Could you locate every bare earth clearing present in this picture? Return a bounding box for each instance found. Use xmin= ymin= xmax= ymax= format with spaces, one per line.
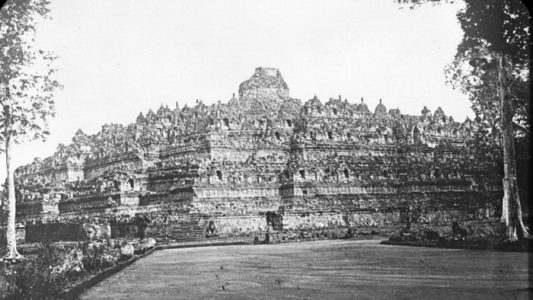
xmin=81 ymin=240 xmax=531 ymax=299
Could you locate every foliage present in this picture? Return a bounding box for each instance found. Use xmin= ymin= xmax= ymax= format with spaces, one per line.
xmin=452 ymin=0 xmax=530 ymax=130
xmin=0 ymin=0 xmax=60 ymax=145
xmin=1 ymin=0 xmax=61 ymax=261
xmin=396 ymin=0 xmax=530 ymax=137
xmin=453 ymin=0 xmax=530 ymax=241
xmin=80 ymin=240 xmax=120 ymax=271
xmin=397 ymin=0 xmax=531 ymax=241
xmin=458 ymin=0 xmax=529 ymax=59
xmin=0 ymin=241 xmax=122 ymax=299
xmin=396 ymin=0 xmax=455 ymax=9
xmin=4 ymin=244 xmax=72 ymax=299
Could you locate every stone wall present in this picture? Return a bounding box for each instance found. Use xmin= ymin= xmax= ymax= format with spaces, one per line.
xmin=25 ymin=223 xmax=86 ymax=242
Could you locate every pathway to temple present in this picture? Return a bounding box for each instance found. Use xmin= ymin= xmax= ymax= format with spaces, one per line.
xmin=81 ymin=240 xmax=531 ymax=299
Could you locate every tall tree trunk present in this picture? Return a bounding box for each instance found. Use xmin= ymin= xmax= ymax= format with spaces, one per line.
xmin=498 ymin=53 xmax=531 ymax=241
xmin=3 ymin=133 xmax=22 ymax=261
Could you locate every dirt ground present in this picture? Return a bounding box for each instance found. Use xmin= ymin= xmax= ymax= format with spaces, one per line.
xmin=81 ymin=240 xmax=531 ymax=299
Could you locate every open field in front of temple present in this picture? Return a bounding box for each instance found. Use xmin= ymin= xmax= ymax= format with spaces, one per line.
xmin=81 ymin=239 xmax=531 ymax=299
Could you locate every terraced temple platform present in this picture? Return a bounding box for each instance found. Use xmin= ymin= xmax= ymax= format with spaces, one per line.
xmin=14 ymin=67 xmax=502 ymax=244
xmin=80 ymin=240 xmax=531 ymax=299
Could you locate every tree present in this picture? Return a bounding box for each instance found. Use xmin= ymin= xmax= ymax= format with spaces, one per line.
xmin=451 ymin=0 xmax=530 ymax=241
xmin=398 ymin=0 xmax=531 ymax=241
xmin=0 ymin=0 xmax=60 ymax=262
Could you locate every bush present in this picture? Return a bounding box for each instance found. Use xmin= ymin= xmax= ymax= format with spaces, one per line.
xmin=7 ymin=244 xmax=73 ymax=299
xmin=80 ymin=240 xmax=120 ymax=272
xmin=1 ymin=240 xmax=122 ymax=299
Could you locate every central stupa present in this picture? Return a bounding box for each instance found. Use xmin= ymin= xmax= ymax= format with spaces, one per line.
xmin=238 ymin=67 xmax=290 ymax=108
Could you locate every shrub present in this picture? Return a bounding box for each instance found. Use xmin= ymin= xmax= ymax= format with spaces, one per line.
xmin=2 ymin=240 xmax=121 ymax=299
xmin=80 ymin=241 xmax=119 ymax=272
xmin=7 ymin=244 xmax=73 ymax=299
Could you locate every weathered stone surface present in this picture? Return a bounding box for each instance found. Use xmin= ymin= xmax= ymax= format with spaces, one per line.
xmin=13 ymin=67 xmax=502 ymax=243
xmin=238 ymin=67 xmax=289 ymax=108
xmin=134 ymin=237 xmax=157 ymax=253
xmin=120 ymin=242 xmax=134 ymax=257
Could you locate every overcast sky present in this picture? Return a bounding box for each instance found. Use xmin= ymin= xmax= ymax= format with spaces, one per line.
xmin=1 ymin=0 xmax=470 ymax=183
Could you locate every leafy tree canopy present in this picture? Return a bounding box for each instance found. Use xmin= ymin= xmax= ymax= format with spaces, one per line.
xmin=0 ymin=0 xmax=60 ymax=146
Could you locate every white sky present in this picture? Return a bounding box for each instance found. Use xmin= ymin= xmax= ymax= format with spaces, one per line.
xmin=1 ymin=0 xmax=472 ymax=183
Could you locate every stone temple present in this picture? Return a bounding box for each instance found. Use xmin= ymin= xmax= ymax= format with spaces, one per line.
xmin=13 ymin=67 xmax=502 ymax=242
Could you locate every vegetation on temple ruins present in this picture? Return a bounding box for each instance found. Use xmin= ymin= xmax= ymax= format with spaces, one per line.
xmin=0 ymin=0 xmax=60 ymax=262
xmin=399 ymin=0 xmax=531 ymax=241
